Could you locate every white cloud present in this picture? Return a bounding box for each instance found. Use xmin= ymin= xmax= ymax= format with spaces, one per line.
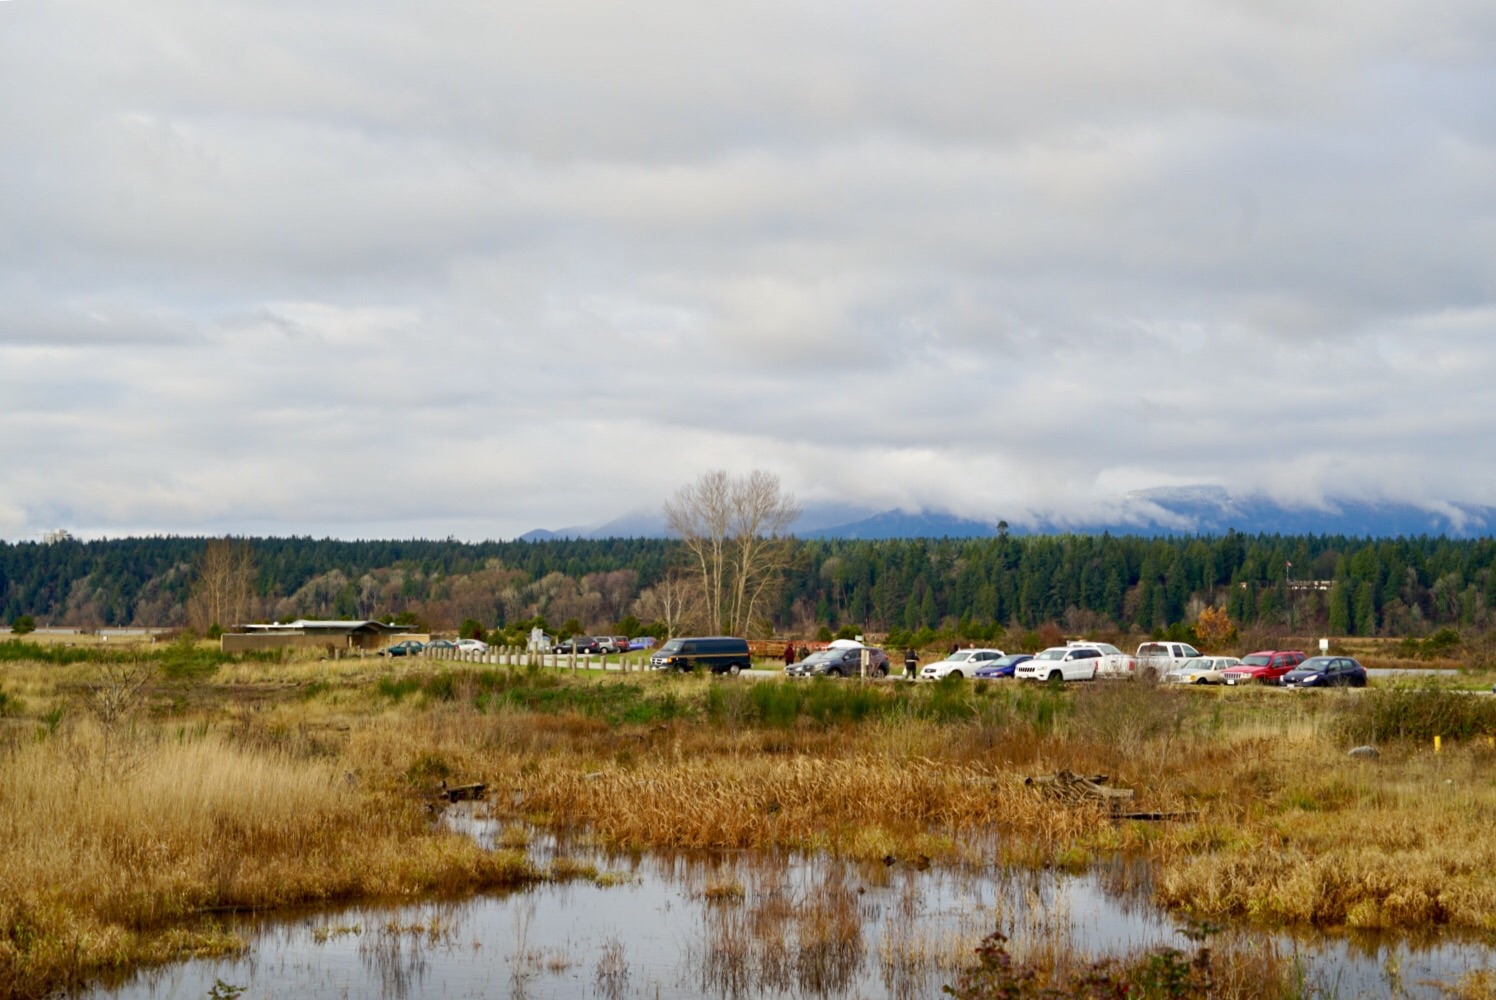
xmin=2 ymin=0 xmax=1495 ymax=539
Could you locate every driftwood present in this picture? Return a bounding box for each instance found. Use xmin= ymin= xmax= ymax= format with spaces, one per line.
xmin=437 ymin=780 xmax=488 ymax=802
xmin=1024 ymin=770 xmax=1197 ymax=822
xmin=1024 ymin=770 xmax=1135 ymax=805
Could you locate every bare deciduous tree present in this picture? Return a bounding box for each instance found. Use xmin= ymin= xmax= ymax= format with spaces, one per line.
xmin=186 ymin=539 xmax=257 ymax=633
xmin=632 ymin=571 xmax=703 ymax=638
xmin=664 ymin=470 xmax=800 ymax=635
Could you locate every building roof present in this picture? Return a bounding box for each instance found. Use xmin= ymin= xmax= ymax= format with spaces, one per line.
xmin=238 ymin=619 xmax=415 ymax=634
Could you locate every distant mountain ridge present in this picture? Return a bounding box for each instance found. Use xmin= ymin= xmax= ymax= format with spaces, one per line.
xmin=520 ymin=487 xmax=1495 ymax=541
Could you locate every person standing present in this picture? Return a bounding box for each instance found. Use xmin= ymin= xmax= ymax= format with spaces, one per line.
xmin=904 ymin=647 xmax=919 ymax=680
xmin=783 ymin=641 xmax=797 ymax=667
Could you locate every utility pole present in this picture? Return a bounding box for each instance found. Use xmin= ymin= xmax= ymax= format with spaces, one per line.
xmin=1286 ymin=560 xmax=1294 ymax=630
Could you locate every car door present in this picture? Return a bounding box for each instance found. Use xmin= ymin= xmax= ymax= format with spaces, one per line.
xmin=1066 ymin=648 xmax=1099 ymax=680
xmin=1328 ymin=659 xmax=1352 ymax=686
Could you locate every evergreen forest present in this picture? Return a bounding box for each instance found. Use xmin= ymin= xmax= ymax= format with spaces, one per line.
xmin=3 ymin=532 xmax=1495 ymax=640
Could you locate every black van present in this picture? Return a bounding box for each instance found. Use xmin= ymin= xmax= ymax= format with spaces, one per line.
xmin=649 ymin=636 xmax=752 ymax=675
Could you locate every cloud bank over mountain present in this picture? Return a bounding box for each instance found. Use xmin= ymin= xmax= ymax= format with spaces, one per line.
xmin=3 ymin=2 xmax=1495 ymax=540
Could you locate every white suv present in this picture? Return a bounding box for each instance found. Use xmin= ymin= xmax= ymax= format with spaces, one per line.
xmin=1015 ymin=646 xmax=1104 ymax=682
xmin=1064 ymin=641 xmax=1132 ymax=678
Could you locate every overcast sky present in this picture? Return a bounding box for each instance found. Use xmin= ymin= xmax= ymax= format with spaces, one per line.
xmin=3 ymin=1 xmax=1494 ymax=541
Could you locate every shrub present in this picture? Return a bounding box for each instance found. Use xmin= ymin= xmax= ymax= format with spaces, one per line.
xmin=158 ymin=636 xmax=226 ymax=681
xmin=1340 ymin=685 xmax=1496 ymax=744
xmin=1069 ymin=683 xmax=1195 ymax=762
xmin=9 ymin=614 xmax=35 ymax=636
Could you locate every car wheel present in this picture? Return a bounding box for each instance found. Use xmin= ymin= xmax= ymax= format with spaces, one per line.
xmin=1047 ymin=670 xmax=1062 ymax=683
xmin=827 ymin=668 xmax=842 ymax=677
xmin=1195 ymin=678 xmax=1208 ymax=685
xmin=950 ymin=670 xmax=963 ymax=679
xmin=728 ymin=663 xmax=742 ymax=676
xmin=878 ymin=665 xmax=888 ymax=677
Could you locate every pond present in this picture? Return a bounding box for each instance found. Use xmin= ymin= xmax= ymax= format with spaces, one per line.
xmin=89 ymin=808 xmax=1495 ymax=999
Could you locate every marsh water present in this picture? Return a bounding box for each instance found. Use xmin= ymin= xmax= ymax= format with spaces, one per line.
xmin=89 ymin=807 xmax=1494 ymax=1000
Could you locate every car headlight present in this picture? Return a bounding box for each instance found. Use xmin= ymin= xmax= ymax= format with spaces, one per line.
xmin=1301 ymin=675 xmax=1318 ymax=685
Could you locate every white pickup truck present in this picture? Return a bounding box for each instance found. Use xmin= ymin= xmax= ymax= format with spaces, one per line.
xmin=1133 ymin=640 xmax=1203 ymax=679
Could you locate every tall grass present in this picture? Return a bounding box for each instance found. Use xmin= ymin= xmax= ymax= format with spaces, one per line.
xmin=4 ymin=653 xmax=1496 ymax=997
xmin=0 ymin=724 xmax=542 ymax=999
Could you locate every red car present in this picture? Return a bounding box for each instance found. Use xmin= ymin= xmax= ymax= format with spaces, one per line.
xmin=1221 ymin=650 xmax=1307 ymax=686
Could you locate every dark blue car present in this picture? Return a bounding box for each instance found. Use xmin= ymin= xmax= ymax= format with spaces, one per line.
xmin=1280 ymin=656 xmax=1367 ymax=688
xmin=973 ymin=653 xmax=1034 ymax=679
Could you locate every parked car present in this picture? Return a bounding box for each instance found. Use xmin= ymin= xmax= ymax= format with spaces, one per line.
xmin=650 ymin=636 xmax=753 ymax=675
xmin=627 ymin=637 xmax=657 ymax=651
xmin=553 ymin=635 xmax=602 ymax=655
xmin=1280 ymin=656 xmax=1367 ymax=688
xmin=1132 ymin=641 xmax=1203 ymax=679
xmin=1221 ymin=650 xmax=1307 ymax=686
xmin=1067 ymin=641 xmax=1132 ymax=678
xmin=425 ymin=639 xmax=458 ymax=653
xmin=1163 ymin=656 xmax=1240 ymax=685
xmin=597 ymin=636 xmax=632 ymax=654
xmin=380 ymin=639 xmax=425 ymax=657
xmin=972 ymin=653 xmax=1034 ymax=679
xmin=786 ymin=644 xmax=890 ymax=678
xmin=919 ymin=648 xmax=1007 ymax=680
xmin=1015 ymin=646 xmax=1103 ymax=682
xmin=455 ymin=638 xmax=489 ymax=655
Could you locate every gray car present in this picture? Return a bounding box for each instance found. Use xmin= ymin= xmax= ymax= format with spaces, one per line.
xmin=785 ymin=646 xmax=890 ymax=678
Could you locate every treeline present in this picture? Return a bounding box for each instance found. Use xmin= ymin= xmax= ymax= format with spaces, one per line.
xmin=2 ymin=532 xmax=1494 ymax=638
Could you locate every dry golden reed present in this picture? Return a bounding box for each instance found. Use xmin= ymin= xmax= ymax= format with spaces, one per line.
xmin=5 ymin=655 xmax=1496 ymax=999
xmin=0 ymin=721 xmax=540 ymax=1000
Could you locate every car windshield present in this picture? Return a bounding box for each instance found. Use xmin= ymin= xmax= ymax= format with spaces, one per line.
xmin=800 ymin=650 xmax=838 ymax=665
xmin=1239 ymin=654 xmax=1271 ymax=667
xmin=1035 ymin=649 xmax=1065 ymax=661
xmin=1296 ymin=657 xmax=1333 ymax=670
xmin=1181 ymin=658 xmax=1211 ymax=669
xmin=659 ymin=639 xmax=684 ymax=653
xmin=944 ymin=651 xmax=977 ymax=662
xmin=995 ymin=655 xmax=1025 ymax=666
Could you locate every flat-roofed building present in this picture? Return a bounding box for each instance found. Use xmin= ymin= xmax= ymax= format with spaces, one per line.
xmin=222 ymin=619 xmax=418 ymax=653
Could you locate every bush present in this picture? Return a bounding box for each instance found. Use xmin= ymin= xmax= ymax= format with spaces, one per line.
xmin=10 ymin=614 xmax=36 ymax=636
xmin=1397 ymin=627 xmax=1462 ymax=661
xmin=158 ymin=636 xmax=227 ymax=681
xmin=1341 ymin=684 xmax=1496 ymax=744
xmin=1069 ymin=683 xmax=1195 ymax=761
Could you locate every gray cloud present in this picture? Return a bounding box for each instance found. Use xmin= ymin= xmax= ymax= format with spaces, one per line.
xmin=2 ymin=0 xmax=1495 ymax=540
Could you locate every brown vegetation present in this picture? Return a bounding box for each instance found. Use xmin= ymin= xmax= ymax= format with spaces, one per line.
xmin=2 ymin=651 xmax=1495 ymax=998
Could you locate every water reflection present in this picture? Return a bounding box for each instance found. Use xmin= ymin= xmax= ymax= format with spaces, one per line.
xmin=89 ymin=810 xmax=1494 ymax=999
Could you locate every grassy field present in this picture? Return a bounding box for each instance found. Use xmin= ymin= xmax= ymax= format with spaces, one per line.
xmin=2 ymin=641 xmax=1495 ymax=998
